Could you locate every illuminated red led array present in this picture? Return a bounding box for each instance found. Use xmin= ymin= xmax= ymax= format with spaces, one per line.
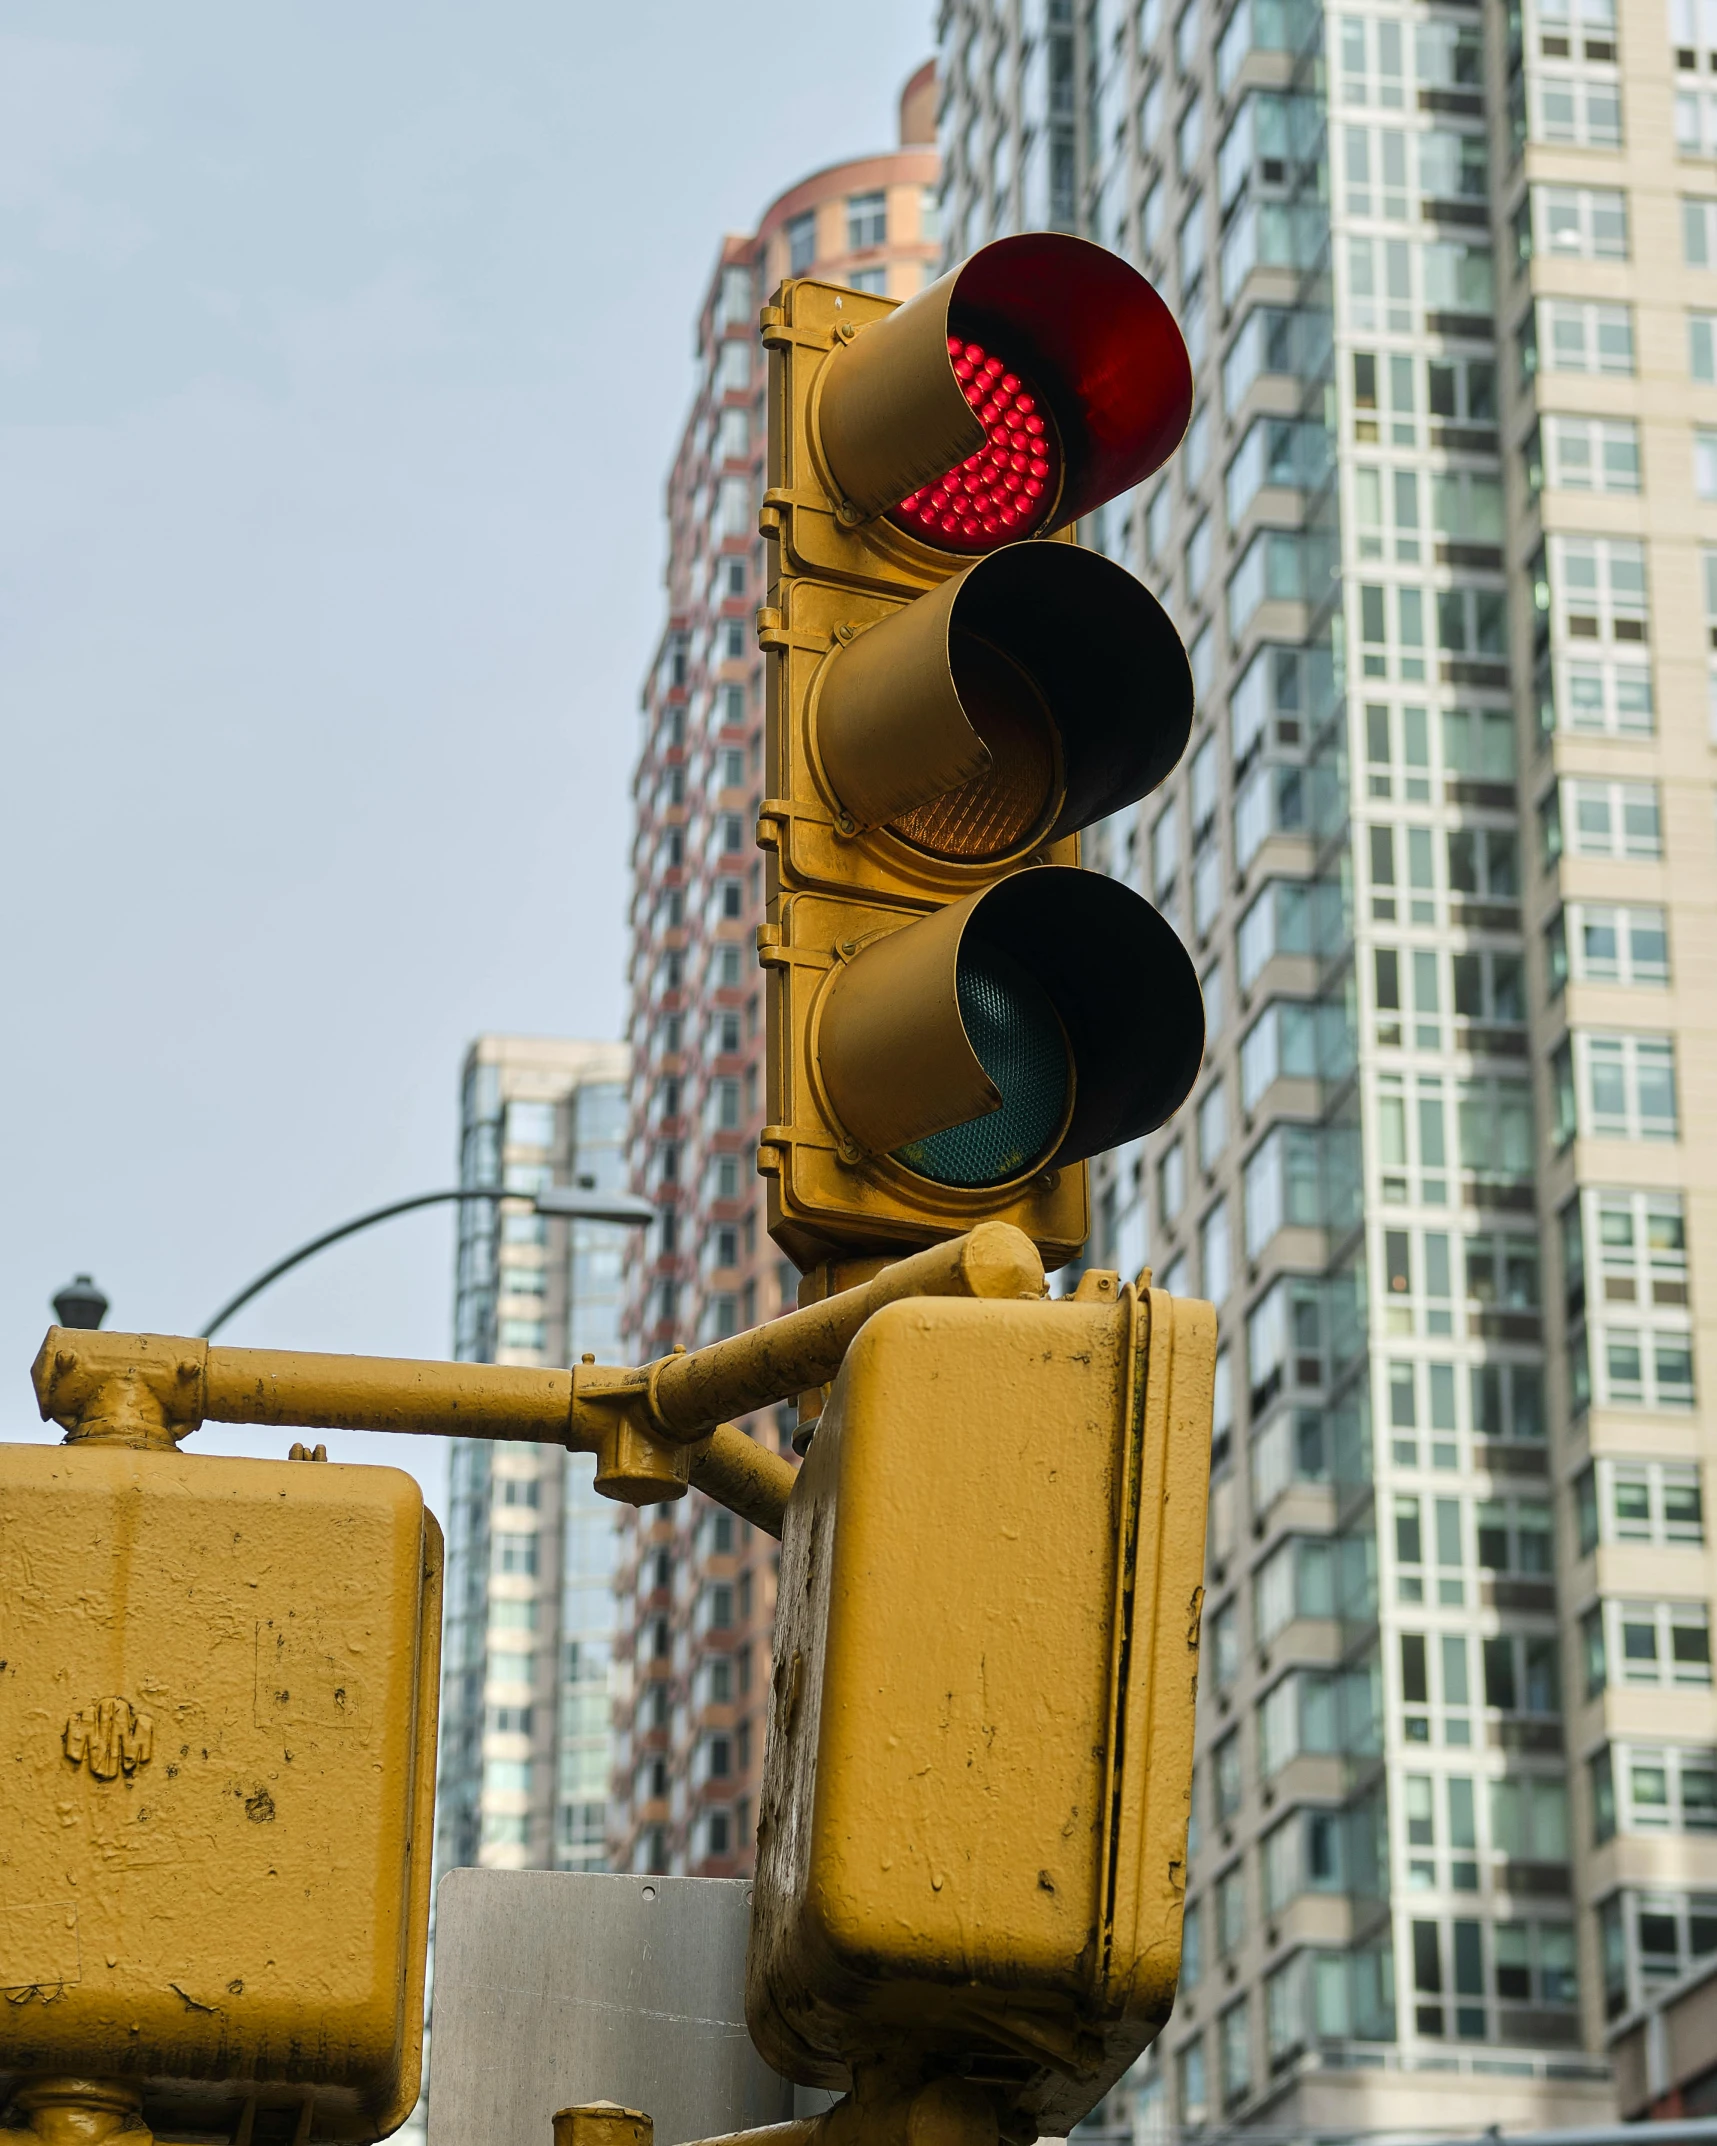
xmin=890 ymin=336 xmax=1058 ymax=552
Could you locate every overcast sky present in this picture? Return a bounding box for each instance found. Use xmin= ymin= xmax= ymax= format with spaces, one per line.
xmin=0 ymin=4 xmax=934 ymax=1512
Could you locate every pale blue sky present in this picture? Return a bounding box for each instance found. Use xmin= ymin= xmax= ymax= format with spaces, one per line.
xmin=0 ymin=4 xmax=933 ymax=1510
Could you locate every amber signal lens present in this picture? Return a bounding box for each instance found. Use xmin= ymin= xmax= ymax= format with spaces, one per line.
xmin=889 ymin=633 xmax=1058 ymax=862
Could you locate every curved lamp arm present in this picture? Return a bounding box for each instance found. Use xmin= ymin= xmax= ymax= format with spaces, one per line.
xmin=200 ymin=1185 xmax=654 ymax=1341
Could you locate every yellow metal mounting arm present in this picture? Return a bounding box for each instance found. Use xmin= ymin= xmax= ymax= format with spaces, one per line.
xmin=29 ymin=1222 xmax=1045 ymax=1536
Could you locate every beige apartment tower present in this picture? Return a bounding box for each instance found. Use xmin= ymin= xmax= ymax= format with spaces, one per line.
xmin=930 ymin=0 xmax=1717 ymax=2135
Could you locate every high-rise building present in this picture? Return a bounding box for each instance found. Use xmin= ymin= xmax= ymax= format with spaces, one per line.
xmin=937 ymin=0 xmax=1714 ymax=2136
xmin=612 ymin=67 xmax=941 ymax=1877
xmin=435 ymin=1035 xmax=630 ymax=1881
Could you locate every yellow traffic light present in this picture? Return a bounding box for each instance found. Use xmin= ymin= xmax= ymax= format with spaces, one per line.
xmin=0 ymin=1438 xmax=440 ymax=2142
xmin=747 ymin=1275 xmax=1216 ymax=2133
xmin=759 ymin=234 xmax=1203 ymax=1270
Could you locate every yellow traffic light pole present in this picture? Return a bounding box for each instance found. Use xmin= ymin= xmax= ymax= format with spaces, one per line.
xmin=31 ymin=1220 xmax=1044 ymax=1534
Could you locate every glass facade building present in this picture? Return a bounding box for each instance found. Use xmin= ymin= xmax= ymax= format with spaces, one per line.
xmin=938 ymin=0 xmax=1715 ymax=2135
xmin=435 ymin=1034 xmax=631 ymax=1880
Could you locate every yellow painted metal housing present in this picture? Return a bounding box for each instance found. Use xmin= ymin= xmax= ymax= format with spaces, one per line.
xmin=747 ymin=1283 xmax=1215 ymax=2135
xmin=758 ymin=270 xmax=1198 ymax=1270
xmin=758 ymin=273 xmax=1088 ymax=1268
xmin=0 ymin=1442 xmax=441 ymax=2141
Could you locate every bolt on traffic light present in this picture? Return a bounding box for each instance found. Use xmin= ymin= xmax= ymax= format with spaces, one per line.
xmin=758 ymin=233 xmax=1204 ymax=1269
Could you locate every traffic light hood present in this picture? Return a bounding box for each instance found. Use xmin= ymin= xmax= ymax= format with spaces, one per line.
xmin=818 ymin=866 xmax=1203 ymax=1188
xmin=815 ymin=541 xmax=1194 ymax=858
xmin=817 ymin=232 xmax=1193 ymax=549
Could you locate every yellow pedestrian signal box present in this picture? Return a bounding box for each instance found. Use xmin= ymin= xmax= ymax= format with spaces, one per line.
xmin=747 ymin=1280 xmax=1216 ymax=2133
xmin=0 ymin=1440 xmax=441 ymax=2143
xmin=758 ymin=235 xmax=1203 ymax=1269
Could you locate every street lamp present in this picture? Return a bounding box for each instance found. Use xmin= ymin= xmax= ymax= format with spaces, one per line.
xmin=199 ymin=1183 xmax=654 ymax=1340
xmin=51 ymin=1274 xmax=110 ymax=1331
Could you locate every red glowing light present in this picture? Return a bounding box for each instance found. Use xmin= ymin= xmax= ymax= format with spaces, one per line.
xmin=889 ymin=335 xmax=1060 ymax=553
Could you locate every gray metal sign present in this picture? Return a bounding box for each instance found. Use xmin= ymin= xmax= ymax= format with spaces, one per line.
xmin=426 ymin=1869 xmax=795 ymax=2146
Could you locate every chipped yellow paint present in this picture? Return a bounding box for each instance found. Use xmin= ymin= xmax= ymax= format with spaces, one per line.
xmin=747 ymin=1281 xmax=1214 ymax=2139
xmin=0 ymin=1441 xmax=440 ymax=2142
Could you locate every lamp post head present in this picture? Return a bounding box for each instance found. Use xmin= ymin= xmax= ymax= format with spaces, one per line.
xmin=52 ymin=1274 xmax=109 ymax=1331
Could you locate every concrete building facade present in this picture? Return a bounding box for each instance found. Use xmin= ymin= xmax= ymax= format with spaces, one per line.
xmin=934 ymin=0 xmax=1717 ymax=2135
xmin=611 ymin=67 xmax=940 ymax=1877
xmin=434 ymin=1034 xmax=630 ymax=1881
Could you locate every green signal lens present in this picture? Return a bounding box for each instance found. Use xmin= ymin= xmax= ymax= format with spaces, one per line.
xmin=895 ymin=941 xmax=1070 ymax=1188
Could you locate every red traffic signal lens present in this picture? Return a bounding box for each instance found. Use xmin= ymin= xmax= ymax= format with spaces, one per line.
xmin=889 ymin=334 xmax=1060 ymax=554
xmin=817 ymin=236 xmax=1191 ymax=549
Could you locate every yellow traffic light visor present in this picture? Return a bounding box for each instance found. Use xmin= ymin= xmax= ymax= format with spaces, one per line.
xmin=814 ymin=541 xmax=1193 ymax=864
xmin=817 ymin=232 xmax=1192 ymax=552
xmin=818 ymin=866 xmax=1203 ymax=1190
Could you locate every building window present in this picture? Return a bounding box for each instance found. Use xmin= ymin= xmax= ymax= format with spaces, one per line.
xmin=1242 ymin=1124 xmax=1323 ymax=1258
xmin=715 ymin=339 xmax=750 ymax=395
xmin=846 ymin=190 xmax=887 ymax=250
xmin=1254 ymin=1535 xmax=1336 ymax=1643
xmin=1563 ymin=904 xmax=1669 ymax=986
xmin=1201 ymin=1198 xmax=1232 ymax=1305
xmin=1573 ymin=1032 xmax=1678 ymax=1142
xmin=1197 ymin=1079 xmax=1228 ymax=1170
xmin=1240 ymin=1000 xmax=1318 ymax=1111
xmin=1688 ymin=196 xmax=1717 ymax=266
xmin=1577 ymin=1187 xmax=1690 ymax=1315
xmin=1158 ymin=1138 xmax=1186 ymax=1224
xmin=1534 ymin=184 xmax=1628 ymax=260
xmin=1545 ymin=533 xmax=1649 ymax=661
xmin=1192 ymin=845 xmax=1223 ymax=938
xmin=506 ymin=1099 xmax=557 ymax=1149
xmin=1539 ymin=414 xmax=1640 ymax=493
xmin=1578 ymin=1459 xmax=1704 ymax=1552
xmin=1245 ymin=1274 xmax=1326 ymax=1412
xmin=1177 ymin=2038 xmax=1208 ymax=2128
xmin=1536 ymin=72 xmax=1622 ymax=148
xmin=1586 ymin=1599 xmax=1712 ymax=1691
xmin=1181 ymin=1896 xmax=1204 ymax=1989
xmin=1219 ymin=1999 xmax=1252 ymax=2106
xmin=1186 ymin=514 xmax=1213 ymax=601
xmin=1539 ymin=298 xmax=1634 ymax=374
xmin=1215 ymin=1862 xmax=1246 ymax=1956
xmin=786 ymin=211 xmax=816 ymax=276
xmin=1560 ymin=778 xmax=1661 ymax=858
xmin=1178 ymin=192 xmax=1208 ymax=294
xmin=1214 ymin=1729 xmax=1242 ymax=1821
xmin=1601 ymin=1890 xmax=1717 ymax=2018
xmin=1592 ymin=1745 xmax=1717 ymax=1839
xmin=494 ymin=1532 xmax=539 ymax=1576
